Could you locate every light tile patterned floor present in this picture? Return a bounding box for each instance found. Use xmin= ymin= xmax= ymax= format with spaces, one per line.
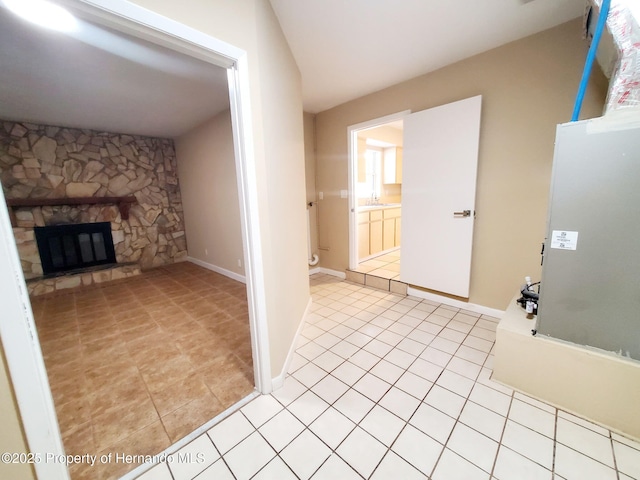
xmin=30 ymin=262 xmax=254 ymax=480
xmin=355 ymin=249 xmax=401 ymax=280
xmin=138 ymin=273 xmax=640 ymax=480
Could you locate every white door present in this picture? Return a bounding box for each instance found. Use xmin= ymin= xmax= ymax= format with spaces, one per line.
xmin=400 ymin=95 xmax=482 ymax=298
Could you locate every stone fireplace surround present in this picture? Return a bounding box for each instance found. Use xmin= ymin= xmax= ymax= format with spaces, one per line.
xmin=0 ymin=120 xmax=188 ymax=295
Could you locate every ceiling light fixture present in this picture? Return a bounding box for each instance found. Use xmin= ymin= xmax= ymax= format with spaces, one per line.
xmin=2 ymin=0 xmax=78 ymax=32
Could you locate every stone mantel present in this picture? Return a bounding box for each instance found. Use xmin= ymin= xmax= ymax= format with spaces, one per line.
xmin=6 ymin=196 xmax=137 ymax=227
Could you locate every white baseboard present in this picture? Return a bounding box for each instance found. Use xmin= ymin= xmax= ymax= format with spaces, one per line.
xmin=312 ymin=267 xmax=346 ymax=279
xmin=407 ymin=287 xmax=505 ymax=319
xmin=271 ymin=297 xmax=312 ymax=390
xmin=187 ymin=257 xmax=246 ymax=284
xmin=306 ymin=266 xmax=502 ymax=318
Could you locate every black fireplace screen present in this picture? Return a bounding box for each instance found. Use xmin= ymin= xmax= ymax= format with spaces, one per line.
xmin=34 ymin=222 xmax=116 ymax=275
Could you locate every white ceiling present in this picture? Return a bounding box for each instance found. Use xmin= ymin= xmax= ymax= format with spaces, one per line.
xmin=0 ymin=5 xmax=230 ymax=139
xmin=0 ymin=1 xmax=588 ymax=138
xmin=269 ymin=0 xmax=588 ymax=113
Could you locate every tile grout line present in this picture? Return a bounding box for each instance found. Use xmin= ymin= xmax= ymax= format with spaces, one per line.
xmin=552 ymin=403 xmax=558 ymax=478
xmin=488 ymin=386 xmax=516 ymax=479
xmin=281 ymin=287 xmax=440 ymax=477
xmin=41 ymin=264 xmax=253 ymax=479
xmin=298 ymin=276 xmax=636 ymax=480
xmin=297 ymin=288 xmax=498 ymax=478
xmin=424 ymin=313 xmax=496 ymax=479
xmin=206 ymin=431 xmax=238 ymax=480
xmin=610 ymin=429 xmax=621 ymax=480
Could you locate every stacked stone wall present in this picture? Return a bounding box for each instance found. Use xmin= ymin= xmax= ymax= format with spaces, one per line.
xmin=0 ymin=121 xmax=187 ymax=287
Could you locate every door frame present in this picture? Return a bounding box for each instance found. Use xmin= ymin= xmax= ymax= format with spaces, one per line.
xmin=347 ymin=111 xmax=410 ymax=270
xmin=0 ymin=1 xmax=270 ymax=479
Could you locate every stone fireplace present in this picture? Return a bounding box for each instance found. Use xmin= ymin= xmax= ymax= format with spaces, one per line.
xmin=0 ymin=121 xmax=188 ymax=295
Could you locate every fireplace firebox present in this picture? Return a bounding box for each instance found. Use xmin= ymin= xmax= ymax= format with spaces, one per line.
xmin=34 ymin=222 xmax=117 ymax=275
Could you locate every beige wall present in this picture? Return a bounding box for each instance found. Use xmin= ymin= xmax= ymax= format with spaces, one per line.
xmin=175 ymin=109 xmax=245 ymax=276
xmin=0 ymin=346 xmax=35 ymax=480
xmin=0 ymin=0 xmax=309 ymax=461
xmin=304 ymin=112 xmax=319 ymax=269
xmin=315 ymin=19 xmax=608 ymax=310
xmin=253 ymin=0 xmax=310 ymax=373
xmin=130 ymin=0 xmax=310 ymax=376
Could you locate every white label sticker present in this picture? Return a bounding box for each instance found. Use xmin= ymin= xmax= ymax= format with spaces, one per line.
xmin=550 ymin=230 xmax=579 ymax=250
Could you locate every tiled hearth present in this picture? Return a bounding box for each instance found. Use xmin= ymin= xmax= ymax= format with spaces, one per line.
xmin=26 ymin=263 xmax=142 ymax=296
xmin=31 ymin=262 xmax=254 ymax=480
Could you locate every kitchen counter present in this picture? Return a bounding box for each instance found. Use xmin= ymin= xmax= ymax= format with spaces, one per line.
xmin=358 ymin=203 xmax=401 ymax=211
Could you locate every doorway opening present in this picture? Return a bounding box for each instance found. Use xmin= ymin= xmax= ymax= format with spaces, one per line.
xmin=347 ymin=97 xmax=481 ymax=298
xmin=347 ymin=111 xmax=409 ymax=286
xmin=0 ymin=2 xmax=269 ymax=480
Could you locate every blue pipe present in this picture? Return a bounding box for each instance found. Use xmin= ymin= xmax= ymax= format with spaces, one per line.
xmin=572 ymin=0 xmax=611 ymax=121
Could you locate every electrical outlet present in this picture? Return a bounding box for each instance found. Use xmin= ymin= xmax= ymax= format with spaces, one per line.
xmin=204 ymin=248 xmax=208 ymax=256
xmin=237 ymin=259 xmax=242 ymax=268
xmin=319 ymin=192 xmax=324 ymax=200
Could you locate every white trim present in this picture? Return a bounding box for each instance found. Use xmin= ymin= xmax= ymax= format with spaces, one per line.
xmin=347 ymin=110 xmax=411 ymax=271
xmin=271 ymin=297 xmax=312 ymax=390
xmin=317 ymin=268 xmax=347 ymax=279
xmin=120 ymin=390 xmax=260 ymax=480
xmin=407 ymin=286 xmax=505 ymax=318
xmin=0 ymin=185 xmax=67 ymax=479
xmin=227 ymin=57 xmax=272 ymax=393
xmin=0 ymin=1 xmax=272 ymax=478
xmin=59 ymin=0 xmax=242 ymax=67
xmin=187 ymin=257 xmax=246 ymax=284
xmin=308 ymin=267 xmax=322 ymax=276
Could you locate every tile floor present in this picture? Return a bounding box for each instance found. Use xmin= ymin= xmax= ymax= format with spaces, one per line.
xmin=137 ymin=273 xmax=640 ymax=480
xmin=355 ymin=249 xmax=401 ymax=280
xmin=30 ymin=262 xmax=254 ymax=480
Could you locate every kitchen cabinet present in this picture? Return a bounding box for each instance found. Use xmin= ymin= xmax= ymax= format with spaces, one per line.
xmin=358 ymin=206 xmax=401 ymax=259
xmin=383 ymin=147 xmax=403 ymax=184
xmin=383 ymin=208 xmax=401 ymax=250
xmin=357 ymin=212 xmax=370 ymax=258
xmin=383 ymin=218 xmax=395 ymax=251
xmin=369 ymin=209 xmax=383 ymax=255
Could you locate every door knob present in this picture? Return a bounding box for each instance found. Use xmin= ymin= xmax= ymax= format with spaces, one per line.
xmin=453 ymin=210 xmax=471 ymax=217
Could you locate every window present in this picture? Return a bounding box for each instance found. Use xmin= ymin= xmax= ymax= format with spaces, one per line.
xmin=357 ymin=148 xmax=382 ymax=201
